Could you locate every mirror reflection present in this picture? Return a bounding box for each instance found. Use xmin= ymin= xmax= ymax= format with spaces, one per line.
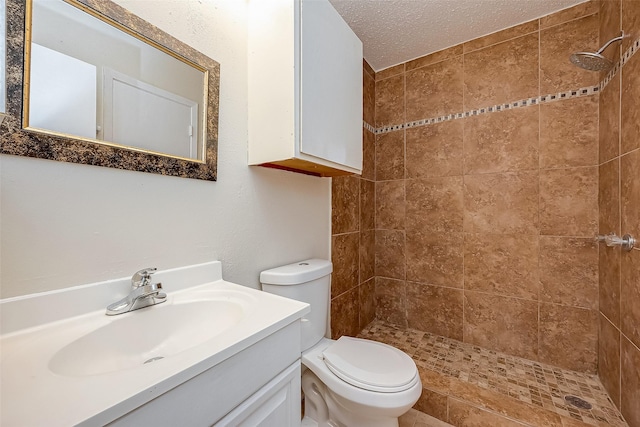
xmin=27 ymin=0 xmax=207 ymax=161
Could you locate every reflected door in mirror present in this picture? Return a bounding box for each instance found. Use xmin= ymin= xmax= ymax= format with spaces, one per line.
xmin=26 ymin=0 xmax=207 ymax=161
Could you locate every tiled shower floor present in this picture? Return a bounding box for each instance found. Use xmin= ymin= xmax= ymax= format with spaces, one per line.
xmin=358 ymin=321 xmax=628 ymax=427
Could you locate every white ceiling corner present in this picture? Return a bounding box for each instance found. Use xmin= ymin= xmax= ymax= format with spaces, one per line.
xmin=328 ymin=0 xmax=589 ymax=71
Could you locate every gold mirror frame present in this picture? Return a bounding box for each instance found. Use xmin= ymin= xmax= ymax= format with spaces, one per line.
xmin=2 ymin=0 xmax=220 ymax=181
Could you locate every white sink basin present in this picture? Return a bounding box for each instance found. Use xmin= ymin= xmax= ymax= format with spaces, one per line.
xmin=0 ymin=261 xmax=309 ymax=427
xmin=49 ymin=295 xmax=250 ymax=376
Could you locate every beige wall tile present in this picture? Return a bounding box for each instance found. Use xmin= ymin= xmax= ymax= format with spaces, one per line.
xmin=358 ymin=278 xmax=376 ymax=330
xmin=362 ymin=129 xmax=376 ymax=181
xmin=406 ymin=231 xmax=464 ymax=288
xmin=331 ymin=175 xmax=359 ymax=234
xmin=539 ymin=303 xmax=598 ymax=372
xmin=464 ymin=34 xmax=539 ymax=110
xmin=463 ymin=171 xmax=539 ymax=234
xmin=463 ymin=20 xmax=539 ymax=53
xmin=620 ymin=150 xmax=640 ymax=347
xmin=376 ymin=63 xmax=404 ymax=81
xmin=360 ymin=229 xmax=375 ymax=282
xmin=464 ymin=233 xmax=539 ymax=300
xmin=376 ymin=130 xmax=405 ymax=181
xmin=406 ymin=120 xmax=463 ymax=178
xmin=407 ymin=282 xmax=464 ymax=340
xmin=330 ymin=286 xmax=359 ymax=339
xmin=406 ymin=56 xmax=463 ymax=121
xmin=376 ymin=180 xmax=405 ymax=230
xmin=622 ymin=0 xmax=640 ymax=52
xmin=406 ymin=44 xmax=463 ymax=71
xmin=540 ymin=14 xmax=600 ymax=94
xmin=621 ymin=335 xmax=640 ymax=427
xmin=600 ymin=0 xmax=622 ymax=68
xmin=540 ymin=1 xmax=599 ymax=28
xmin=539 ymin=236 xmax=598 ymax=309
xmin=375 ymin=277 xmax=407 ymax=327
xmin=599 ymin=245 xmax=621 ymax=327
xmin=464 ymin=107 xmax=539 ymax=174
xmin=417 ymin=366 xmax=452 ymax=394
xmin=448 ymin=399 xmax=530 ymax=427
xmin=464 ymin=291 xmax=538 ymax=359
xmin=539 ymin=167 xmax=598 ymax=236
xmin=363 ymin=69 xmax=375 ymax=126
xmin=413 ymin=388 xmax=448 ymax=421
xmin=406 ymin=177 xmax=464 ymax=233
xmin=331 ymin=232 xmax=359 ymax=298
xmin=620 ymin=248 xmax=640 ymax=348
xmin=375 ymin=229 xmax=406 ymax=279
xmin=600 ymin=74 xmax=621 ymax=163
xmin=599 ymin=313 xmax=621 ymax=408
xmin=360 ymin=178 xmax=375 ymax=231
xmin=599 ymin=159 xmax=621 ymax=235
xmin=375 ymin=74 xmax=404 ymax=127
xmin=540 ymin=96 xmax=599 ymax=168
xmin=621 ymin=53 xmax=640 ymax=154
xmin=621 ymin=149 xmax=640 ymax=238
xmin=447 ymin=379 xmax=564 ymax=426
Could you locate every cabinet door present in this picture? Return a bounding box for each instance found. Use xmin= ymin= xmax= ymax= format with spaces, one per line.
xmin=299 ymin=0 xmax=363 ymax=171
xmin=215 ymin=362 xmax=301 ymax=427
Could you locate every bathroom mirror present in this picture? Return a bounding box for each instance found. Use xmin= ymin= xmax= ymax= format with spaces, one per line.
xmin=2 ymin=0 xmax=220 ymax=180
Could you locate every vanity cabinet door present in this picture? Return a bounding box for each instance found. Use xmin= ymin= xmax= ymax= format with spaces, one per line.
xmin=215 ymin=362 xmax=301 ymax=427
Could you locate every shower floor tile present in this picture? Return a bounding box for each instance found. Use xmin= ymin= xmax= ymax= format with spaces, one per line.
xmin=358 ymin=320 xmax=628 ymax=427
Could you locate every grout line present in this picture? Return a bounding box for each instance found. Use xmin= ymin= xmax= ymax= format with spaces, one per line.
xmin=537 ymin=26 xmax=542 ymax=361
xmin=461 ymin=50 xmax=466 ymax=344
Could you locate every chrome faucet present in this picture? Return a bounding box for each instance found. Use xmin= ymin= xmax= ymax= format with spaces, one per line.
xmin=106 ymin=268 xmax=167 ymax=315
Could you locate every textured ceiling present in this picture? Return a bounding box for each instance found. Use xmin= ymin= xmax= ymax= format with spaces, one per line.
xmin=328 ymin=0 xmax=588 ymax=71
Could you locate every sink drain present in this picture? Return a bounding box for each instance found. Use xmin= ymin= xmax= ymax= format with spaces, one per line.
xmin=143 ymin=356 xmax=165 ymax=364
xmin=564 ymin=395 xmax=592 ymax=410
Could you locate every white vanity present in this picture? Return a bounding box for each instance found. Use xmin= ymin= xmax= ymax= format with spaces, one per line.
xmin=0 ymin=262 xmax=309 ymax=426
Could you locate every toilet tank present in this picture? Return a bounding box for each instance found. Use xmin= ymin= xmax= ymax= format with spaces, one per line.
xmin=260 ymin=259 xmax=332 ymax=352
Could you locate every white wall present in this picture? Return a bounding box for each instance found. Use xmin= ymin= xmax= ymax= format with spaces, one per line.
xmin=0 ymin=0 xmax=331 ymax=298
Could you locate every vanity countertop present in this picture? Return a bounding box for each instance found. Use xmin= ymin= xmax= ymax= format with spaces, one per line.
xmin=0 ymin=261 xmax=309 ymax=426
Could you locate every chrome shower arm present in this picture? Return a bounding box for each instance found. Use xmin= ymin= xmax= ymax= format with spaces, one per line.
xmin=596 ymin=32 xmax=624 ymax=55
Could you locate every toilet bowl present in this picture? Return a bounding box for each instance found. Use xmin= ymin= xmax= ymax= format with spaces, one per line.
xmin=260 ymin=259 xmax=421 ymax=427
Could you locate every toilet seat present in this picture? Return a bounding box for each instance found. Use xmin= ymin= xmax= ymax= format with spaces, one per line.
xmin=322 ymin=337 xmax=419 ymax=393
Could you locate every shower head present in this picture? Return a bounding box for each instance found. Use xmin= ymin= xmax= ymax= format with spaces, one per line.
xmin=570 ymin=52 xmax=613 ymax=71
xmin=569 ymin=31 xmax=624 ymax=71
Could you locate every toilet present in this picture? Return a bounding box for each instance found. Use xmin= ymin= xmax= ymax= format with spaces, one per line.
xmin=260 ymin=259 xmax=421 ymax=427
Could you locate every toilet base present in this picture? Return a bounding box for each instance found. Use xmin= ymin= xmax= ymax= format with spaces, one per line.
xmin=302 ymin=370 xmax=403 ymax=427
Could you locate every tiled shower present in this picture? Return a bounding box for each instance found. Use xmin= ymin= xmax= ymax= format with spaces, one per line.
xmin=330 ymin=1 xmax=640 ymax=426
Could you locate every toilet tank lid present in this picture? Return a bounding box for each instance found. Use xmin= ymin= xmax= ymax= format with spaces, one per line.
xmin=260 ymin=259 xmax=332 ymax=285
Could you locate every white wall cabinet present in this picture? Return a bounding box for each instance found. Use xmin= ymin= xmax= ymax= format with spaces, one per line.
xmin=248 ymin=0 xmax=363 ymax=177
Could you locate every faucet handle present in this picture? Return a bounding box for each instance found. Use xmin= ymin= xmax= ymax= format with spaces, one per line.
xmin=131 ymin=267 xmax=157 ymax=288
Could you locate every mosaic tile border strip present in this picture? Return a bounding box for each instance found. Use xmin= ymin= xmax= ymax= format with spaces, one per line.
xmin=373 ymin=85 xmax=599 ymax=135
xmin=359 ymin=321 xmax=628 ymax=427
xmin=365 ymin=36 xmax=640 ymax=136
xmin=363 ymin=121 xmax=375 ymax=133
xmin=601 ymin=37 xmax=640 ymax=90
